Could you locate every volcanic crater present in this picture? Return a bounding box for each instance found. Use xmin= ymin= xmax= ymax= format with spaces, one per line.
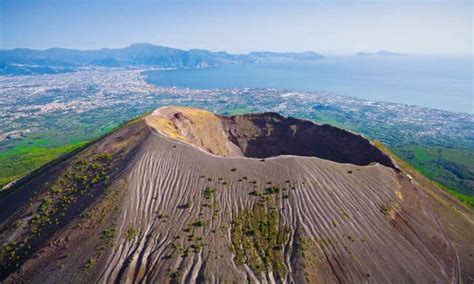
xmin=147 ymin=106 xmax=395 ymax=168
xmin=0 ymin=106 xmax=472 ymax=284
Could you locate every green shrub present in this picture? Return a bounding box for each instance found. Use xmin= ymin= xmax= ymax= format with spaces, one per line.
xmin=193 ymin=220 xmax=204 ymax=227
xmin=126 ymin=225 xmax=138 ymax=241
xmin=203 ymin=187 xmax=216 ymax=200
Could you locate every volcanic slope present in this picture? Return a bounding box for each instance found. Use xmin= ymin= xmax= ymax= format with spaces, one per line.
xmin=0 ymin=106 xmax=472 ymax=283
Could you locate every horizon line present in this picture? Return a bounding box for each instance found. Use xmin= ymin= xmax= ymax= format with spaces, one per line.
xmin=2 ymin=42 xmax=474 ymax=57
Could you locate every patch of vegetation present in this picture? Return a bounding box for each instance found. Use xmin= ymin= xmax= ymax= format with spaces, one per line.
xmin=0 ymin=140 xmax=87 ymax=188
xmin=230 ymin=195 xmax=291 ymax=280
xmin=182 ymin=247 xmax=190 ymax=258
xmin=1 ymin=241 xmax=25 ymax=268
xmin=84 ymin=257 xmax=96 ymax=270
xmin=203 ymin=187 xmax=216 ymax=200
xmin=102 ymin=226 xmax=116 ymax=243
xmin=0 ymin=108 xmax=149 ymax=190
xmin=393 ymin=145 xmax=474 ymax=197
xmin=442 ymin=186 xmax=474 ymax=208
xmin=126 ymin=225 xmax=138 ymax=241
xmin=170 ymin=269 xmax=182 ymax=282
xmin=193 ymin=220 xmax=204 ymax=227
xmin=379 ymin=204 xmax=392 ymax=216
xmin=295 ymin=234 xmax=321 ymax=282
xmin=76 ymin=178 xmax=128 ymax=271
xmin=339 ymin=210 xmax=351 ymax=219
xmin=5 ymin=151 xmax=114 ymax=272
xmin=191 ymin=243 xmax=202 ymax=253
xmin=14 ymin=220 xmax=23 ymax=229
xmin=83 ymin=223 xmax=118 ymax=270
xmin=374 ymin=141 xmax=474 ymax=209
xmin=220 ymin=106 xmax=257 ymax=116
xmin=264 ymin=187 xmax=281 ymax=195
xmin=26 ymin=152 xmax=112 ymax=238
xmin=249 ymin=190 xmax=261 ymax=196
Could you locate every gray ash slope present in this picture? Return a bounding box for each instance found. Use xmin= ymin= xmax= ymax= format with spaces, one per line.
xmin=0 ymin=106 xmax=472 ymax=283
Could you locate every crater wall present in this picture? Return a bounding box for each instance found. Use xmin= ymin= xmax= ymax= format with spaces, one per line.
xmin=220 ymin=112 xmax=396 ymax=168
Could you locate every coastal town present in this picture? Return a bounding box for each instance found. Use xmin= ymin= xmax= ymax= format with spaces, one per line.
xmin=1 ymin=68 xmax=471 ymax=149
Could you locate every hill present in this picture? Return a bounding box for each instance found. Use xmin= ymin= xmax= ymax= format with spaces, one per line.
xmin=0 ymin=106 xmax=472 ymax=283
xmin=356 ymin=50 xmax=407 ymax=56
xmin=0 ymin=43 xmax=324 ymax=75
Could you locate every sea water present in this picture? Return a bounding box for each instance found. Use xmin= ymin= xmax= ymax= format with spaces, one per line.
xmin=144 ymin=55 xmax=473 ymax=114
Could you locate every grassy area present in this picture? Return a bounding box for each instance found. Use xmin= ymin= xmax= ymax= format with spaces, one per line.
xmin=374 ymin=141 xmax=474 ymax=209
xmin=0 ymin=109 xmax=149 ymax=189
xmin=392 ymin=145 xmax=473 ymax=196
xmin=306 ymin=112 xmax=359 ymax=132
xmin=0 ymin=139 xmax=87 ymax=188
xmin=220 ymin=106 xmax=257 ymax=115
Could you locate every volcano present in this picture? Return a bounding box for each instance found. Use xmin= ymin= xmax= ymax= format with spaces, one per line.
xmin=0 ymin=106 xmax=472 ymax=283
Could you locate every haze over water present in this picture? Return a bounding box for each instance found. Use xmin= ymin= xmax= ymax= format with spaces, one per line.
xmin=145 ymin=55 xmax=473 ymax=114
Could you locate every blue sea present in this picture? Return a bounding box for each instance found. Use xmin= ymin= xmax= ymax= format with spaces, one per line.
xmin=144 ymin=56 xmax=473 ymax=114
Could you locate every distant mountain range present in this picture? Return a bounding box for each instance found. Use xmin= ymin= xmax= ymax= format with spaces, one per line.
xmin=0 ymin=43 xmax=324 ymax=75
xmin=356 ymin=50 xmax=407 ymax=56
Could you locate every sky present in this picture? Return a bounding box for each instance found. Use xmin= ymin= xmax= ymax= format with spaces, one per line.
xmin=0 ymin=0 xmax=472 ymax=55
